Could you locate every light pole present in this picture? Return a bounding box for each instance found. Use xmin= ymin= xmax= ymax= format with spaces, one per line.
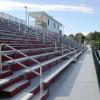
xmin=25 ymin=6 xmax=27 ymax=34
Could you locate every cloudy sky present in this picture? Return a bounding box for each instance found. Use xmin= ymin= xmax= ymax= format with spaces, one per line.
xmin=0 ymin=0 xmax=100 ymax=35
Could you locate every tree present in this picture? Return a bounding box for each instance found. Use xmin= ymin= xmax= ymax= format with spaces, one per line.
xmin=68 ymin=34 xmax=74 ymax=40
xmin=74 ymin=33 xmax=86 ymax=43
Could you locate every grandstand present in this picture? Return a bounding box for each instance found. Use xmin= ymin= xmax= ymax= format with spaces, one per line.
xmin=0 ymin=12 xmax=85 ymax=100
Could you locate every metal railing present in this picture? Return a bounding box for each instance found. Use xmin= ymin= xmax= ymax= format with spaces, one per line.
xmin=0 ymin=12 xmax=26 ymax=25
xmin=0 ymin=43 xmax=43 ymax=100
xmin=0 ymin=12 xmax=80 ymax=52
xmin=92 ymin=48 xmax=100 ymax=88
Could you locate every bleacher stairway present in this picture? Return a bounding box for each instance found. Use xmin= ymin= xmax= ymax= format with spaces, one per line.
xmin=0 ymin=12 xmax=86 ymax=100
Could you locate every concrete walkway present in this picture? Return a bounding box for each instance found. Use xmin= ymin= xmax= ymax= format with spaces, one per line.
xmin=48 ymin=47 xmax=100 ymax=100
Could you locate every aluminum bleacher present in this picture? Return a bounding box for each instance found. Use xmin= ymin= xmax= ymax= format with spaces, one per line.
xmin=0 ymin=12 xmax=85 ymax=100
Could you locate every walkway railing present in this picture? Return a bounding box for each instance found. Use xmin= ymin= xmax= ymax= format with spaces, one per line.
xmin=0 ymin=43 xmax=43 ymax=100
xmin=92 ymin=47 xmax=100 ymax=88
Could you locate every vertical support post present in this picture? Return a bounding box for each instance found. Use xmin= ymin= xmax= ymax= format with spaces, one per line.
xmin=62 ymin=39 xmax=64 ymax=55
xmin=43 ymin=34 xmax=44 ymax=44
xmin=62 ymin=25 xmax=64 ymax=55
xmin=58 ymin=37 xmax=59 ymax=43
xmin=24 ymin=72 xmax=27 ymax=80
xmin=1 ymin=17 xmax=3 ymax=23
xmin=1 ymin=13 xmax=4 ymax=23
xmin=19 ymin=20 xmax=21 ymax=31
xmin=55 ymin=40 xmax=57 ymax=51
xmin=0 ymin=44 xmax=2 ymax=72
xmin=74 ymin=49 xmax=76 ymax=62
xmin=35 ymin=21 xmax=38 ymax=40
xmin=40 ymin=65 xmax=43 ymax=100
xmin=8 ymin=15 xmax=10 ymax=25
xmin=81 ymin=47 xmax=83 ymax=54
xmin=24 ymin=24 xmax=26 ymax=33
xmin=46 ymin=29 xmax=48 ymax=37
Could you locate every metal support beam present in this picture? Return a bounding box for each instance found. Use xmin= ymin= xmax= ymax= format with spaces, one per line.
xmin=35 ymin=21 xmax=38 ymax=40
xmin=43 ymin=34 xmax=45 ymax=44
xmin=62 ymin=25 xmax=64 ymax=55
xmin=1 ymin=16 xmax=3 ymax=23
xmin=8 ymin=16 xmax=10 ymax=25
xmin=19 ymin=20 xmax=21 ymax=31
xmin=40 ymin=63 xmax=43 ymax=100
xmin=62 ymin=41 xmax=64 ymax=55
xmin=58 ymin=37 xmax=60 ymax=43
xmin=55 ymin=41 xmax=57 ymax=51
xmin=0 ymin=44 xmax=2 ymax=72
xmin=74 ymin=49 xmax=76 ymax=62
xmin=81 ymin=47 xmax=83 ymax=54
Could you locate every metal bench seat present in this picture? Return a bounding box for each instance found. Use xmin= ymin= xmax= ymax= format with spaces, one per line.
xmin=3 ymin=80 xmax=29 ymax=92
xmin=0 ymin=79 xmax=10 ymax=86
xmin=21 ymin=50 xmax=76 ymax=73
xmin=3 ymin=48 xmax=70 ymax=66
xmin=42 ymin=51 xmax=82 ymax=83
xmin=17 ymin=92 xmax=33 ymax=100
xmin=1 ymin=47 xmax=54 ymax=55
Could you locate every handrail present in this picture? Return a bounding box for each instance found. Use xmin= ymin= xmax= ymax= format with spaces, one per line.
xmin=1 ymin=43 xmax=40 ymax=65
xmin=2 ymin=47 xmax=55 ymax=54
xmin=0 ymin=43 xmax=43 ymax=100
xmin=3 ymin=48 xmax=73 ymax=66
xmin=3 ymin=54 xmax=40 ymax=75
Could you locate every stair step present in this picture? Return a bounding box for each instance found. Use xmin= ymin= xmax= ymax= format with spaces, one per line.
xmin=0 ymin=80 xmax=30 ymax=97
xmin=0 ymin=70 xmax=13 ymax=78
xmin=4 ymin=80 xmax=29 ymax=92
xmin=0 ymin=79 xmax=10 ymax=86
xmin=30 ymin=90 xmax=49 ymax=100
xmin=0 ymin=74 xmax=24 ymax=90
xmin=15 ymin=92 xmax=33 ymax=100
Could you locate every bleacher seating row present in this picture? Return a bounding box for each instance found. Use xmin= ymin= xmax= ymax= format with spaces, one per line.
xmin=0 ymin=12 xmax=85 ymax=100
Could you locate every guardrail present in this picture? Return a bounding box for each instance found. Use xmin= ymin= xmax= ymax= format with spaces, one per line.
xmin=92 ymin=48 xmax=100 ymax=88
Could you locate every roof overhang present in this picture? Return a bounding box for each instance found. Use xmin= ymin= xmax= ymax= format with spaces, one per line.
xmin=28 ymin=11 xmax=62 ymax=26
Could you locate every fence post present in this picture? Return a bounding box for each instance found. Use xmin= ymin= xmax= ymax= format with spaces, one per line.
xmin=0 ymin=44 xmax=2 ymax=72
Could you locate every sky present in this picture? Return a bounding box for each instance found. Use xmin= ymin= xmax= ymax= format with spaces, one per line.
xmin=0 ymin=0 xmax=100 ymax=35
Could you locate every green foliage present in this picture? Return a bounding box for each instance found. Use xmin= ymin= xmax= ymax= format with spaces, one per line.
xmin=68 ymin=33 xmax=86 ymax=43
xmin=87 ymin=31 xmax=100 ymax=41
xmin=68 ymin=34 xmax=74 ymax=40
xmin=87 ymin=31 xmax=100 ymax=49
